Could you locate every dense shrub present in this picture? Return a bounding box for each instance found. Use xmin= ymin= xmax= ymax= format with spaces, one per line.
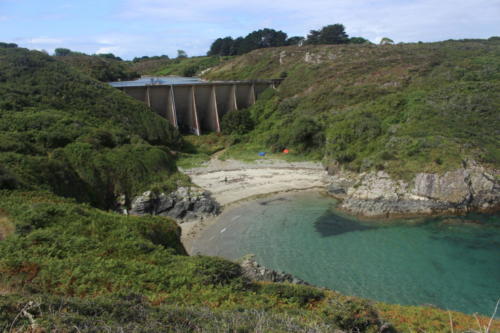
xmin=325 ymin=298 xmax=386 ymax=332
xmin=221 ymin=109 xmax=254 ymax=135
xmin=259 ymin=283 xmax=325 ymax=306
xmin=56 ymin=53 xmax=139 ymax=82
xmin=281 ymin=116 xmax=325 ymax=153
xmin=0 ymin=46 xmax=182 ymax=207
xmin=0 ymin=166 xmax=19 ymax=190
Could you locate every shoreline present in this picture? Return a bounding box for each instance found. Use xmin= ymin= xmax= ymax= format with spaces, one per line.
xmin=179 ymin=157 xmax=500 ymax=251
xmin=181 ymin=187 xmax=327 ymax=254
xmin=180 ymin=158 xmax=329 ymax=253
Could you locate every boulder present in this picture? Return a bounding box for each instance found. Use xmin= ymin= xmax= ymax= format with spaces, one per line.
xmin=127 ymin=187 xmax=220 ymax=222
xmin=129 ymin=191 xmax=157 ymax=215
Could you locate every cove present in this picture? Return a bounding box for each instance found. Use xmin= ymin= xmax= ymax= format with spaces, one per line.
xmin=190 ymin=191 xmax=500 ymax=316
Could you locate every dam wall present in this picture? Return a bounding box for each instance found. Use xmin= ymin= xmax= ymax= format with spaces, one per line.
xmin=116 ymin=80 xmax=278 ymax=135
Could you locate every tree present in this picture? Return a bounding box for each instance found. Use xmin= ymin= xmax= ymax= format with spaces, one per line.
xmin=208 ymin=38 xmax=224 ymax=56
xmin=54 ymin=48 xmax=72 ymax=56
xmin=0 ymin=42 xmax=18 ymax=48
xmin=306 ymin=24 xmax=349 ymax=45
xmin=286 ymin=36 xmax=305 ymax=46
xmin=379 ymin=37 xmax=394 ymax=45
xmin=231 ymin=37 xmax=245 ymax=55
xmin=319 ymin=24 xmax=349 ymax=44
xmin=306 ymin=30 xmax=321 ymax=44
xmin=208 ymin=28 xmax=289 ymax=56
xmin=97 ymin=53 xmax=123 ymax=61
xmin=349 ymin=37 xmax=371 ymax=44
xmin=219 ymin=37 xmax=235 ymax=56
xmin=177 ymin=49 xmax=188 ymax=58
xmin=221 ymin=109 xmax=254 ymax=135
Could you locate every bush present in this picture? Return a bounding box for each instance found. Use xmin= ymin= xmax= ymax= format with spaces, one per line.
xmin=0 ymin=167 xmax=19 ymax=190
xmin=281 ymin=117 xmax=324 ymax=153
xmin=193 ymin=256 xmax=244 ymax=287
xmin=326 ymin=297 xmax=385 ymax=332
xmin=221 ymin=109 xmax=254 ymax=135
xmin=182 ymin=65 xmax=199 ymax=77
xmin=259 ymin=283 xmax=324 ymax=306
xmin=14 ymin=203 xmax=65 ymax=235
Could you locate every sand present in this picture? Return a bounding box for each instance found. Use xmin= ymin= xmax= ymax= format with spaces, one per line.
xmin=180 ymin=158 xmax=329 ymax=251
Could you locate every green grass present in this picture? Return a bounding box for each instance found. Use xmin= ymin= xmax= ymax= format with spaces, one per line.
xmin=176 ymin=133 xmax=229 ymax=168
xmin=130 ymin=55 xmax=233 ymax=77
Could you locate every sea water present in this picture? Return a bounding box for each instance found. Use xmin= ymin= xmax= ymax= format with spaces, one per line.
xmin=191 ymin=191 xmax=500 ymax=315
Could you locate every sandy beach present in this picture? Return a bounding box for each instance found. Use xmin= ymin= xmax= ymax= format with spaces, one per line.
xmin=180 ymin=158 xmax=329 ymax=251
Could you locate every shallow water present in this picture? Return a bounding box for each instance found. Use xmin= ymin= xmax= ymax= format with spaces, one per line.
xmin=191 ymin=191 xmax=500 ymax=315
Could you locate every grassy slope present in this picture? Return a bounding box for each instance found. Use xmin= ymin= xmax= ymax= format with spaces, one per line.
xmin=131 ymin=55 xmax=233 ymax=77
xmin=56 ymin=54 xmax=140 ymax=82
xmin=204 ymin=39 xmax=500 ymax=179
xmin=0 ymin=46 xmax=185 ymax=208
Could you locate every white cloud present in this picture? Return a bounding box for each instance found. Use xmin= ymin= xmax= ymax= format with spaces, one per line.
xmin=96 ymin=46 xmax=120 ymax=54
xmin=26 ymin=37 xmax=64 ymax=44
xmin=119 ymin=0 xmax=500 ymax=43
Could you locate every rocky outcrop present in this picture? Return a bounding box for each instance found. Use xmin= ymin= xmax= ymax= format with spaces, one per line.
xmin=127 ymin=187 xmax=219 ymax=222
xmin=240 ymin=255 xmax=308 ymax=285
xmin=327 ymin=161 xmax=499 ymax=218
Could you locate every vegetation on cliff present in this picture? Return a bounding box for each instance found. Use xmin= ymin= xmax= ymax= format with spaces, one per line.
xmin=130 ymin=55 xmax=232 ymax=77
xmin=205 ymin=39 xmax=500 ymax=178
xmin=55 ymin=52 xmax=140 ymax=82
xmin=0 ymin=45 xmax=183 ymax=208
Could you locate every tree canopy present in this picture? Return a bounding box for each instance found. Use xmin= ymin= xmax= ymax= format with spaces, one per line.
xmin=208 ymin=28 xmax=292 ymax=56
xmin=306 ymin=24 xmax=349 ymax=45
xmin=208 ymin=24 xmax=371 ymax=56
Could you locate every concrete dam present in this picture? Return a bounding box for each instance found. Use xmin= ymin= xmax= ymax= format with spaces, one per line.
xmin=110 ymin=77 xmax=280 ymax=135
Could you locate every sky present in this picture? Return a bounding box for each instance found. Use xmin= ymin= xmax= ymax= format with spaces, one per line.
xmin=0 ymin=0 xmax=499 ymax=60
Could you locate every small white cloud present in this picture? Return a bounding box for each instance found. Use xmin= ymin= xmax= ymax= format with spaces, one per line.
xmin=0 ymin=16 xmax=8 ymax=22
xmin=26 ymin=37 xmax=64 ymax=44
xmin=96 ymin=46 xmax=120 ymax=54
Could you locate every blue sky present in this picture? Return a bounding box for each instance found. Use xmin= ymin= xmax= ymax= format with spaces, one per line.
xmin=1 ymin=0 xmax=499 ymax=59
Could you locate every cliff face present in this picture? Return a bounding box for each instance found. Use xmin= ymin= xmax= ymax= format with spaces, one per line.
xmin=328 ymin=161 xmax=499 ymax=217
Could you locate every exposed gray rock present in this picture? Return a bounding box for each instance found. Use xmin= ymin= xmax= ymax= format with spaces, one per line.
xmin=128 ymin=187 xmax=220 ymax=222
xmin=327 ymin=161 xmax=499 ymax=218
xmin=129 ymin=191 xmax=156 ymax=215
xmin=156 ymin=193 xmax=174 ymax=213
xmin=240 ymin=255 xmax=308 ymax=285
xmin=327 ymin=183 xmax=347 ymax=197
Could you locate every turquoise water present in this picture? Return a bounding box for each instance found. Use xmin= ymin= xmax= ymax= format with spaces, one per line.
xmin=191 ymin=191 xmax=500 ymax=315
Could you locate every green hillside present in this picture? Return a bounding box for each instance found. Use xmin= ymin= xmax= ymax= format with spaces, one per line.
xmin=0 ymin=43 xmax=498 ymax=332
xmin=0 ymin=46 xmax=183 ymax=208
xmin=55 ymin=53 xmax=140 ymax=82
xmin=205 ymin=39 xmax=500 ymax=178
xmin=131 ymin=55 xmax=232 ymax=77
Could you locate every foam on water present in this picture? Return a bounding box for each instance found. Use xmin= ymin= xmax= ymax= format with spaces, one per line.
xmin=192 ymin=191 xmax=500 ymax=315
